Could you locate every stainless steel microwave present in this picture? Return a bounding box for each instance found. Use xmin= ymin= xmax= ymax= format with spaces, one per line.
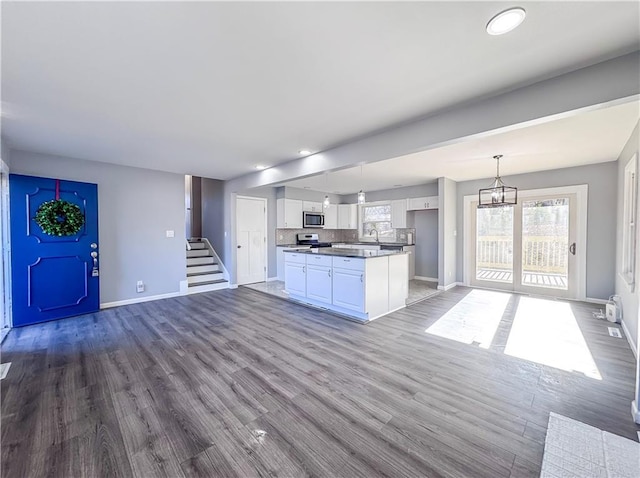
xmin=303 ymin=211 xmax=325 ymax=228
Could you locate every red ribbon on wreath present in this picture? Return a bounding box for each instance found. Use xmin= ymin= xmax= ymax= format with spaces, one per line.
xmin=55 ymin=179 xmax=60 ymax=200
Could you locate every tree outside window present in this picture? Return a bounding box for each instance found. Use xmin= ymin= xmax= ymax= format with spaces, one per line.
xmin=361 ymin=204 xmax=394 ymax=239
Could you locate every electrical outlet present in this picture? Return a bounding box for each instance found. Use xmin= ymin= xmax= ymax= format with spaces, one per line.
xmin=136 ymin=281 xmax=145 ymax=293
xmin=278 ymin=234 xmax=283 ymax=240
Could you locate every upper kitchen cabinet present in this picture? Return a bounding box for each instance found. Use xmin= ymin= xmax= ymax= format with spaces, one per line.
xmin=302 ymin=200 xmax=323 ymax=212
xmin=324 ymin=204 xmax=338 ymax=229
xmin=407 ymin=196 xmax=439 ymax=210
xmin=276 ymin=198 xmax=303 ymax=229
xmin=390 ymin=199 xmax=407 ymax=228
xmin=338 ymin=204 xmax=358 ymax=229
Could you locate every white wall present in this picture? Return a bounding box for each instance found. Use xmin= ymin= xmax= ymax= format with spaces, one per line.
xmin=9 ymin=150 xmax=186 ymax=305
xmin=455 ymin=161 xmax=619 ymax=300
xmin=615 ymin=121 xmax=639 ymax=348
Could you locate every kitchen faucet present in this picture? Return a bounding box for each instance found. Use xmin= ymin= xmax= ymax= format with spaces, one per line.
xmin=369 ymin=228 xmax=379 ymax=243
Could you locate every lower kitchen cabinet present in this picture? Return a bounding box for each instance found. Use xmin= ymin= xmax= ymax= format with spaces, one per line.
xmin=284 ymin=250 xmax=408 ymax=322
xmin=284 ymin=262 xmax=306 ymax=296
xmin=331 ymin=268 xmax=365 ymax=312
xmin=306 ymin=265 xmax=332 ymax=302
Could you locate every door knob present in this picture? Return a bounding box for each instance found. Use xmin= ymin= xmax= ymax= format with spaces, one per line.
xmin=237 ymin=245 xmax=242 ymax=248
xmin=90 ymin=243 xmax=98 ymax=249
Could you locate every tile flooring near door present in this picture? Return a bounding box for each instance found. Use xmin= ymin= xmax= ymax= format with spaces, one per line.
xmin=1 ymin=287 xmax=638 ymax=477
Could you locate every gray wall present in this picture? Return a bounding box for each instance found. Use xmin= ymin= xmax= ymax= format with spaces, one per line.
xmin=456 ymin=161 xmax=619 ymax=299
xmin=201 ymin=177 xmax=226 ymax=262
xmin=615 ymin=121 xmax=639 ymax=345
xmin=439 ymin=177 xmax=457 ymax=288
xmin=190 ymin=176 xmax=202 ymax=238
xmin=9 ymin=149 xmax=186 ymax=304
xmin=413 ymin=209 xmax=438 ymax=278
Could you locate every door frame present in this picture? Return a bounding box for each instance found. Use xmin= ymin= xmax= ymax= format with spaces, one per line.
xmin=235 ymin=195 xmax=268 ymax=285
xmin=463 ymin=184 xmax=588 ymax=300
xmin=0 ymin=166 xmax=12 ymax=329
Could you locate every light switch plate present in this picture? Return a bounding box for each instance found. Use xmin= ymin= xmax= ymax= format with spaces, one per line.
xmin=166 ymin=230 xmax=175 ymax=238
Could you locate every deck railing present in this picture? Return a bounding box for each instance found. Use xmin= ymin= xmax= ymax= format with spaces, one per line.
xmin=477 ymin=236 xmax=568 ymax=273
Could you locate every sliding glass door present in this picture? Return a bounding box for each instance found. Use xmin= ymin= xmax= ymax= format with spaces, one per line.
xmin=470 ymin=193 xmax=578 ymax=299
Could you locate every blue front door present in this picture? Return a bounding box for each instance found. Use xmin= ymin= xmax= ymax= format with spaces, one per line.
xmin=10 ymin=174 xmax=99 ymax=326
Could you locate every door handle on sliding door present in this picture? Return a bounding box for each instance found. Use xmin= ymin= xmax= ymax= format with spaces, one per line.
xmin=569 ymin=243 xmax=576 ymax=255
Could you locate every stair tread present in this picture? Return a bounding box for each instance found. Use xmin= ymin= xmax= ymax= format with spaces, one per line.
xmin=187 ymin=262 xmax=218 ymax=267
xmin=188 ymin=279 xmax=228 ymax=287
xmin=187 ymin=270 xmax=223 ymax=277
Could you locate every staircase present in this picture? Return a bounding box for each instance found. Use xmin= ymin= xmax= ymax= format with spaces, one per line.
xmin=186 ymin=239 xmax=229 ymax=293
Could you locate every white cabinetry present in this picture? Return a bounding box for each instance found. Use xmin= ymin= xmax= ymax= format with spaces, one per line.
xmin=277 ymin=198 xmax=303 ymax=229
xmin=306 ymin=254 xmax=333 ymax=303
xmin=338 ymin=204 xmax=358 ymax=229
xmin=390 ymin=199 xmax=408 ymax=228
xmin=302 ymin=201 xmax=323 ymax=212
xmin=277 ymin=246 xmax=310 ymax=281
xmin=284 ymin=251 xmax=408 ymax=322
xmin=403 ymin=245 xmax=415 ymax=280
xmin=324 ymin=204 xmax=338 ymax=229
xmin=284 ymin=252 xmax=306 ymax=296
xmin=407 ymin=196 xmax=439 ymax=210
xmin=332 ymin=268 xmax=365 ymax=312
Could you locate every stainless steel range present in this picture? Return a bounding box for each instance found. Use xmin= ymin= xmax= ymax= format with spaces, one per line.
xmin=296 ymin=233 xmax=332 ymax=248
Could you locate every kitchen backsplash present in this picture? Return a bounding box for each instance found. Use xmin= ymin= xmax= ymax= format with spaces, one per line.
xmin=276 ymin=228 xmax=416 ymax=245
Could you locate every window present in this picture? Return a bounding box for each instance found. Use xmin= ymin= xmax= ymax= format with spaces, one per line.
xmin=360 ymin=203 xmax=394 ymax=240
xmin=621 ymin=154 xmax=638 ymax=290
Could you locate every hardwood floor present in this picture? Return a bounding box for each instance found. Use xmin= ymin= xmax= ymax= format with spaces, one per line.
xmin=2 ymin=286 xmax=638 ymax=477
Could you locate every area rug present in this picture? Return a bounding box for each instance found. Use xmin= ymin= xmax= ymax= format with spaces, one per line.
xmin=540 ymin=412 xmax=639 ymax=478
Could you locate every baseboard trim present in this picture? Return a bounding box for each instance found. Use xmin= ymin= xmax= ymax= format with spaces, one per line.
xmin=632 ymin=400 xmax=640 ymax=425
xmin=621 ymin=319 xmax=638 ymax=359
xmin=585 ymin=297 xmax=609 ymax=305
xmin=101 ymin=291 xmax=182 ymax=309
xmin=266 ymin=276 xmax=279 ymax=282
xmin=414 ymin=276 xmax=438 ymax=282
xmin=437 ymin=282 xmax=460 ymax=292
xmin=229 ymin=284 xmax=239 ymax=289
xmin=0 ymin=328 xmax=10 ymax=344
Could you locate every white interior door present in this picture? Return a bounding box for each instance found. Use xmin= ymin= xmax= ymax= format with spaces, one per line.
xmin=236 ymin=196 xmax=267 ymax=285
xmin=469 ymin=189 xmax=581 ymax=299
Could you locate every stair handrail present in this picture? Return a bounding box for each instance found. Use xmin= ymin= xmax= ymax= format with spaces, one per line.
xmin=202 ymin=238 xmax=230 ymax=282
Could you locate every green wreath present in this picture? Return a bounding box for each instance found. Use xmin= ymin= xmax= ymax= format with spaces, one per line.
xmin=34 ymin=199 xmax=85 ymax=236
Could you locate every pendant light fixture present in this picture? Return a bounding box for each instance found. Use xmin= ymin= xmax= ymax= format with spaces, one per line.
xmin=478 ymin=155 xmax=517 ymax=208
xmin=323 ymin=173 xmax=330 ymax=208
xmin=357 ymin=164 xmax=366 ymax=205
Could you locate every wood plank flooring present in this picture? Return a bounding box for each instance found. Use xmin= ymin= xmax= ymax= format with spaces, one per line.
xmin=2 ymin=286 xmax=638 ymax=477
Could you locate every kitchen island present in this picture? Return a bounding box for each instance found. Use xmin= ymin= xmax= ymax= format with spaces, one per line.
xmin=283 ymin=248 xmax=409 ymax=322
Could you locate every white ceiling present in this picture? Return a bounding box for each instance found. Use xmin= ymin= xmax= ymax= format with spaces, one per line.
xmin=282 ymin=101 xmax=640 ymax=194
xmin=2 ymin=2 xmax=639 ymax=180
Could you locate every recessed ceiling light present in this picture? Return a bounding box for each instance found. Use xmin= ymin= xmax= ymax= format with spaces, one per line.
xmin=486 ymin=7 xmax=526 ymax=35
xmin=255 ymin=165 xmax=267 ymax=170
xmin=298 ymin=150 xmax=312 ymax=155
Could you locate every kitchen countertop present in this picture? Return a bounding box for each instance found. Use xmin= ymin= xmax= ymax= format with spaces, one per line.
xmin=284 ymin=247 xmax=408 ymax=258
xmin=276 ymin=244 xmax=311 ymax=248
xmin=277 ymin=242 xmax=413 ymax=247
